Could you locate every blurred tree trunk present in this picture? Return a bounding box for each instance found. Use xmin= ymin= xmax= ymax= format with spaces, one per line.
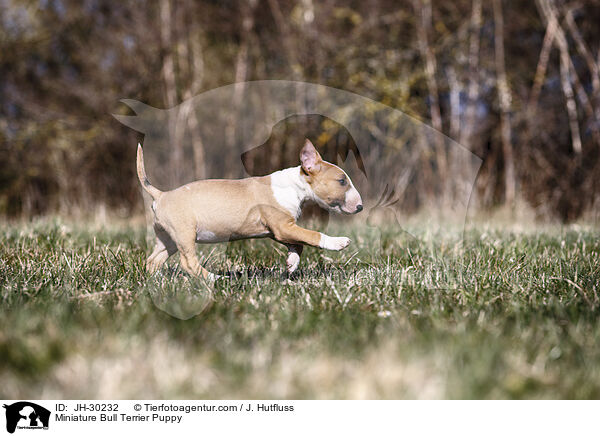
xmin=493 ymin=0 xmax=515 ymax=207
xmin=160 ymin=0 xmax=177 ymax=109
xmin=226 ymin=0 xmax=257 ymax=176
xmin=454 ymin=0 xmax=482 ymax=207
xmin=460 ymin=0 xmax=482 ymax=150
xmin=162 ymin=1 xmax=209 ymax=181
xmin=267 ymin=0 xmax=302 ymax=81
xmin=186 ymin=30 xmax=207 ymax=180
xmin=159 ymin=0 xmax=183 ymax=181
xmin=267 ymin=0 xmax=306 ymax=171
xmin=412 ymin=0 xmax=447 ymax=201
xmin=447 ymin=66 xmax=461 ymax=141
xmin=559 ymin=52 xmax=582 ymax=154
xmin=179 ymin=23 xmax=206 ymax=180
xmin=266 ymin=0 xmax=305 ymax=112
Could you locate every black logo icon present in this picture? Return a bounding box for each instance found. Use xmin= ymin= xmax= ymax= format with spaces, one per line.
xmin=3 ymin=402 xmax=50 ymax=434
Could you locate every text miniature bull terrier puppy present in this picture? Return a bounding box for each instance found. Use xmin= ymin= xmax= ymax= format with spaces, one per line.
xmin=137 ymin=139 xmax=363 ymax=279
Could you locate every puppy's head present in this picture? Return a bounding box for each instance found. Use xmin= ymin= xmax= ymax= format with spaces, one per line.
xmin=300 ymin=139 xmax=363 ymax=215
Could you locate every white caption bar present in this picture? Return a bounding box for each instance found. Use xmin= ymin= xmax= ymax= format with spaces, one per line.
xmin=1 ymin=400 xmax=597 ymax=435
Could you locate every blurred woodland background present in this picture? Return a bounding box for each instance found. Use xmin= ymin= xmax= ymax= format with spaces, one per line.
xmin=1 ymin=0 xmax=600 ymax=221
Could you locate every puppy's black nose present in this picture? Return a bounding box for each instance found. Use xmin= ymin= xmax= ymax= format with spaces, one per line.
xmin=356 ymin=204 xmax=363 ymax=212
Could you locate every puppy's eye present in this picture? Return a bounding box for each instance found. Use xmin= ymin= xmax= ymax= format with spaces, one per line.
xmin=338 ymin=178 xmax=346 ymax=186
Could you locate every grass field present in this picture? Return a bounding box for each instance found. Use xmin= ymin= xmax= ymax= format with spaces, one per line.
xmin=1 ymin=216 xmax=599 ymax=399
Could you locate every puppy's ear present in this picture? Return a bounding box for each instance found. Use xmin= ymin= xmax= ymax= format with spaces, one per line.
xmin=300 ymin=139 xmax=321 ymax=173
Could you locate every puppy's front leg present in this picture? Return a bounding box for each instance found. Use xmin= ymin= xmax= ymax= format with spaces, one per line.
xmin=267 ymin=213 xmax=350 ymax=251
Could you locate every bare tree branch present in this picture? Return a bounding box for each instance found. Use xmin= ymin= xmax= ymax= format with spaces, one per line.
xmin=528 ymin=8 xmax=557 ymax=115
xmin=564 ymin=6 xmax=600 ymax=127
xmin=536 ymin=0 xmax=582 ymax=153
xmin=564 ymin=7 xmax=600 ymax=95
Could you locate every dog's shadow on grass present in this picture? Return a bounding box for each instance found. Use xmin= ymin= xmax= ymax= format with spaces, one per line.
xmin=160 ymin=264 xmax=346 ymax=282
xmin=160 ymin=265 xmax=285 ymax=281
xmin=216 ymin=265 xmax=351 ymax=282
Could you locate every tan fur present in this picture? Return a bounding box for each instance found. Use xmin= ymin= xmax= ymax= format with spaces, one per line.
xmin=137 ymin=139 xmax=362 ymax=278
xmin=305 ymin=162 xmax=352 ymax=209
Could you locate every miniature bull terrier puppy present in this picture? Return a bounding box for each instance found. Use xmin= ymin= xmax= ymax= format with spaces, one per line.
xmin=137 ymin=139 xmax=363 ymax=279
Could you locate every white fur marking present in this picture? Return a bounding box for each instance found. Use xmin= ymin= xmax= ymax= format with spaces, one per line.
xmin=286 ymin=251 xmax=300 ymax=273
xmin=319 ymin=234 xmax=351 ymax=250
xmin=344 ymin=187 xmax=361 ymax=210
xmin=270 ymin=166 xmax=312 ymax=219
xmin=196 ymin=230 xmax=218 ymax=242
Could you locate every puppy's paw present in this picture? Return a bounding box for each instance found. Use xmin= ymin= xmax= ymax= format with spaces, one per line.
xmin=207 ymin=272 xmax=223 ymax=282
xmin=286 ymin=251 xmax=301 ymax=273
xmin=319 ymin=234 xmax=351 ymax=251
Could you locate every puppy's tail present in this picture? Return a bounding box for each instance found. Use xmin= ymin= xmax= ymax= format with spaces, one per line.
xmin=136 ymin=143 xmax=162 ymax=200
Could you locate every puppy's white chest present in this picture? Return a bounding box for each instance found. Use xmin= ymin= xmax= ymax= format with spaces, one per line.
xmin=272 ymin=185 xmax=302 ymax=218
xmin=270 ymin=167 xmax=308 ymax=219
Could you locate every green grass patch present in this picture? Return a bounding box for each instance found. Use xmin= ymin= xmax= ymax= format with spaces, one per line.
xmin=1 ymin=218 xmax=599 ymax=398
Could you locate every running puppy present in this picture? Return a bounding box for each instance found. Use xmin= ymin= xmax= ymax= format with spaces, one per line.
xmin=137 ymin=139 xmax=363 ymax=278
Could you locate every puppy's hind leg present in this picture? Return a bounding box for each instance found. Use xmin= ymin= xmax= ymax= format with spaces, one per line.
xmin=174 ymin=231 xmax=215 ymax=280
xmin=179 ymin=246 xmax=215 ymax=280
xmin=146 ymin=227 xmax=178 ymax=274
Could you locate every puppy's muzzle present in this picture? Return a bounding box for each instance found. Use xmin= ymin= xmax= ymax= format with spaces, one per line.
xmin=342 ymin=188 xmax=363 ymax=214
